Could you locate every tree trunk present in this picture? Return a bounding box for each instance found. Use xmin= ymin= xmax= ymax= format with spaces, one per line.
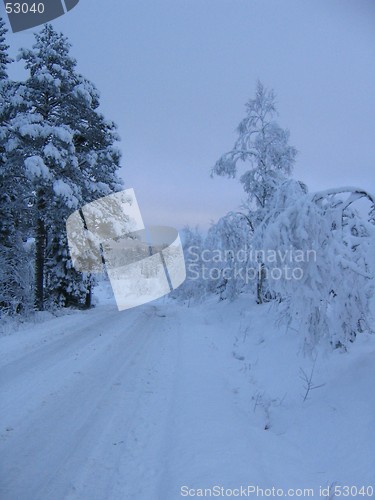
xmin=85 ymin=280 xmax=92 ymax=309
xmin=35 ymin=193 xmax=46 ymax=311
xmin=256 ymin=263 xmax=265 ymax=304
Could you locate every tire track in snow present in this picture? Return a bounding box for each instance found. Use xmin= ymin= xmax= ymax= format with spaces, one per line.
xmin=0 ymin=304 xmax=179 ymax=500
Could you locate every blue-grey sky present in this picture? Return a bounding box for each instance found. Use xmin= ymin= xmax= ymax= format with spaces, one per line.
xmin=4 ymin=0 xmax=375 ymax=229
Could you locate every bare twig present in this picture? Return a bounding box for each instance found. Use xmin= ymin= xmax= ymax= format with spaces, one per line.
xmin=299 ymin=355 xmax=325 ymax=402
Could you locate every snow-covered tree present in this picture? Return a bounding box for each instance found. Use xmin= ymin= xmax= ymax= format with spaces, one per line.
xmin=0 ymin=17 xmax=12 ymax=80
xmin=14 ymin=24 xmax=123 ymax=310
xmin=212 ymin=81 xmax=297 ymax=216
xmin=205 ymin=212 xmax=254 ymax=300
xmin=0 ymin=17 xmax=34 ymax=314
xmin=258 ymin=184 xmax=375 ymax=350
xmin=0 ymin=17 xmax=13 ymax=305
xmin=211 ymin=82 xmax=298 ymax=302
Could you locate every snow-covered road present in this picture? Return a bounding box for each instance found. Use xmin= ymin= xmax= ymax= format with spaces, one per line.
xmin=1 ymin=304 xmax=185 ymax=499
xmin=1 ymin=298 xmax=374 ymax=499
xmin=1 ymin=301 xmax=264 ymax=500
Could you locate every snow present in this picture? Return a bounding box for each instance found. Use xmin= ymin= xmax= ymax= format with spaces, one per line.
xmin=24 ymin=155 xmax=50 ymax=179
xmin=4 ymin=137 xmax=19 ymax=152
xmin=73 ymin=83 xmax=94 ymax=106
xmin=1 ymin=294 xmax=374 ymax=499
xmin=44 ymin=143 xmax=63 ymax=162
xmin=54 ymin=125 xmax=73 ymax=144
xmin=19 ymin=123 xmax=45 ymax=139
xmin=53 ymin=179 xmax=78 ymax=208
xmin=36 ymin=69 xmax=55 ymax=85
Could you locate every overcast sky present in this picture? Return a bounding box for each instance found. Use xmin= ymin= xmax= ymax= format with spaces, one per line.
xmin=4 ymin=0 xmax=375 ymax=229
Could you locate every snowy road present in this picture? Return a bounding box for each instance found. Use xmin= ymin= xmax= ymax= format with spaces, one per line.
xmin=1 ymin=299 xmax=374 ymax=499
xmin=0 ymin=304 xmax=184 ymax=499
xmin=1 ymin=301 xmax=262 ymax=500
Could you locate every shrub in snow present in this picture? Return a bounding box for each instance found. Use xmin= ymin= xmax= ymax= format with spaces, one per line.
xmin=258 ymin=185 xmax=375 ymax=350
xmin=171 ymin=226 xmax=207 ymax=305
xmin=204 ymin=212 xmax=254 ymax=301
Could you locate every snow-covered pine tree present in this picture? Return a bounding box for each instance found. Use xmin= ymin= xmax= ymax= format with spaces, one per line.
xmin=46 ymin=81 xmax=122 ymax=308
xmin=0 ymin=17 xmax=12 ymax=80
xmin=0 ymin=17 xmax=13 ymax=309
xmin=0 ymin=17 xmax=34 ymax=314
xmin=15 ymin=24 xmax=122 ymax=310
